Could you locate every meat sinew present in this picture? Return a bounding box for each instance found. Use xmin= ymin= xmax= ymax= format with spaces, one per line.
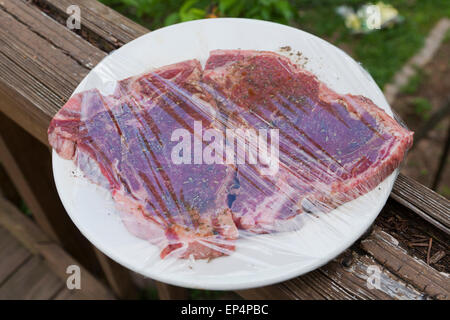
xmin=49 ymin=50 xmax=413 ymax=260
xmin=203 ymin=50 xmax=413 ymax=233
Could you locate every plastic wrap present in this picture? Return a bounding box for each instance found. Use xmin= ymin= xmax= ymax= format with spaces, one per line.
xmin=48 ymin=23 xmax=413 ymax=289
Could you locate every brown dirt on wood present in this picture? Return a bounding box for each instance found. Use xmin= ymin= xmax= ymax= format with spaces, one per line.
xmin=374 ymin=200 xmax=449 ymax=273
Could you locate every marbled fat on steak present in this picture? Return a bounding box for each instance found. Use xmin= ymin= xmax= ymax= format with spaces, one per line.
xmin=203 ymin=50 xmax=413 ymax=233
xmin=49 ymin=50 xmax=413 ymax=259
xmin=48 ymin=60 xmax=238 ymax=259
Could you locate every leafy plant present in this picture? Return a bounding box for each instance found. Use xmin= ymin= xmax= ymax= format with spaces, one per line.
xmin=100 ymin=0 xmax=296 ymax=29
xmin=99 ymin=0 xmax=450 ymax=89
xmin=412 ymin=97 xmax=432 ymax=119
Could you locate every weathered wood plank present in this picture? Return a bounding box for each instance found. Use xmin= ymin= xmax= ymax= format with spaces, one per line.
xmin=0 ymin=113 xmax=104 ymax=275
xmin=238 ymin=249 xmax=424 ymax=300
xmin=0 ymin=226 xmax=31 ymax=283
xmin=0 ymin=8 xmax=90 ymax=95
xmin=53 ymin=287 xmax=92 ymax=300
xmin=1 ymin=1 xmax=448 ymax=246
xmin=392 ymin=174 xmax=450 ymax=235
xmin=0 ymin=5 xmax=105 ymax=136
xmin=361 ymin=228 xmax=450 ymax=300
xmin=0 ymin=0 xmax=105 ymax=69
xmin=0 ymin=120 xmax=58 ymax=240
xmin=237 ymin=284 xmax=295 ymax=300
xmin=377 ymin=200 xmax=449 ymax=272
xmin=319 ymin=254 xmax=424 ymax=300
xmin=33 ymin=0 xmax=148 ymax=50
xmin=93 ymin=248 xmax=138 ymax=299
xmin=0 ymin=256 xmax=63 ymax=300
xmin=0 ymin=164 xmax=21 ymax=206
xmin=0 ymin=196 xmax=115 ymax=300
xmin=0 ymin=3 xmax=162 ymax=300
xmin=39 ymin=243 xmax=115 ymax=300
xmin=155 ymin=282 xmax=190 ymax=300
xmin=0 ymin=0 xmax=446 ymax=301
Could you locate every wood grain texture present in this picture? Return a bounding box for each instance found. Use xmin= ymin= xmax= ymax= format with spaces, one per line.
xmin=0 ymin=121 xmax=58 ymax=240
xmin=0 ymin=0 xmax=448 ymax=301
xmin=0 ymin=164 xmax=21 ymax=206
xmin=392 ymin=174 xmax=450 ymax=235
xmin=0 ymin=3 xmax=103 ymax=141
xmin=0 ymin=1 xmax=176 ymax=300
xmin=0 ymin=196 xmax=114 ymax=300
xmin=0 ymin=113 xmax=103 ymax=275
xmin=1 ymin=1 xmax=448 ymax=243
xmin=53 ymin=287 xmax=93 ymax=300
xmin=94 ymin=248 xmax=138 ymax=299
xmin=0 ymin=256 xmax=63 ymax=300
xmin=238 ymin=249 xmax=424 ymax=300
xmin=33 ymin=0 xmax=148 ymax=51
xmin=0 ymin=226 xmax=31 ymax=283
xmin=155 ymin=282 xmax=190 ymax=300
xmin=361 ymin=228 xmax=450 ymax=300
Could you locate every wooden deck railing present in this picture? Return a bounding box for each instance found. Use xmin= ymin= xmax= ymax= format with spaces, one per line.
xmin=0 ymin=0 xmax=448 ymax=300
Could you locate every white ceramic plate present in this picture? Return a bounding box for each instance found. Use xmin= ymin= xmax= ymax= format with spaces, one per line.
xmin=52 ymin=18 xmax=397 ymax=290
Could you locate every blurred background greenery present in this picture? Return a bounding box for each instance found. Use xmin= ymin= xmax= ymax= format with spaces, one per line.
xmin=99 ymin=0 xmax=450 ymax=88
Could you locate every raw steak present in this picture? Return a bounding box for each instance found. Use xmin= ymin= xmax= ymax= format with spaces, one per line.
xmin=48 ymin=60 xmax=238 ymax=259
xmin=49 ymin=50 xmax=413 ymax=260
xmin=203 ymin=50 xmax=413 ymax=233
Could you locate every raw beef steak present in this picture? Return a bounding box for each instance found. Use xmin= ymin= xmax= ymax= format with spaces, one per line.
xmin=203 ymin=50 xmax=413 ymax=233
xmin=49 ymin=50 xmax=413 ymax=260
xmin=48 ymin=60 xmax=238 ymax=259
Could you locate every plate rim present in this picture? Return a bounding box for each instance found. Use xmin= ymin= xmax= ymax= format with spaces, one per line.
xmin=52 ymin=17 xmax=397 ymax=290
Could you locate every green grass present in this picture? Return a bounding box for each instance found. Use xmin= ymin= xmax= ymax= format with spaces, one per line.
xmin=400 ymin=67 xmax=425 ymax=94
xmin=99 ymin=0 xmax=450 ymax=88
xmin=412 ymin=97 xmax=432 ymax=119
xmin=444 ymin=29 xmax=450 ymax=43
xmin=291 ymin=0 xmax=450 ymax=88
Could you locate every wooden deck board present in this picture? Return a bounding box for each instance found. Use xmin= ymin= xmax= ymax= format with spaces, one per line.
xmin=53 ymin=288 xmax=92 ymax=300
xmin=0 ymin=0 xmax=448 ymax=300
xmin=0 ymin=226 xmax=31 ymax=283
xmin=0 ymin=204 xmax=115 ymax=300
xmin=0 ymin=255 xmax=63 ymax=300
xmin=0 ymin=197 xmax=115 ymax=300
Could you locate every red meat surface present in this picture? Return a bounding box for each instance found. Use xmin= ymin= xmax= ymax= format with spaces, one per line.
xmin=48 ymin=50 xmax=413 ymax=259
xmin=203 ymin=50 xmax=413 ymax=233
xmin=49 ymin=60 xmax=238 ymax=259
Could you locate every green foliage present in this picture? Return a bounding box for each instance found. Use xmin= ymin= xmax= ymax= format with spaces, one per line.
xmin=100 ymin=0 xmax=296 ymax=29
xmin=412 ymin=97 xmax=432 ymax=119
xmin=400 ymin=67 xmax=425 ymax=95
xmin=99 ymin=0 xmax=450 ymax=92
xmin=292 ymin=0 xmax=450 ymax=87
xmin=19 ymin=200 xmax=32 ymax=217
